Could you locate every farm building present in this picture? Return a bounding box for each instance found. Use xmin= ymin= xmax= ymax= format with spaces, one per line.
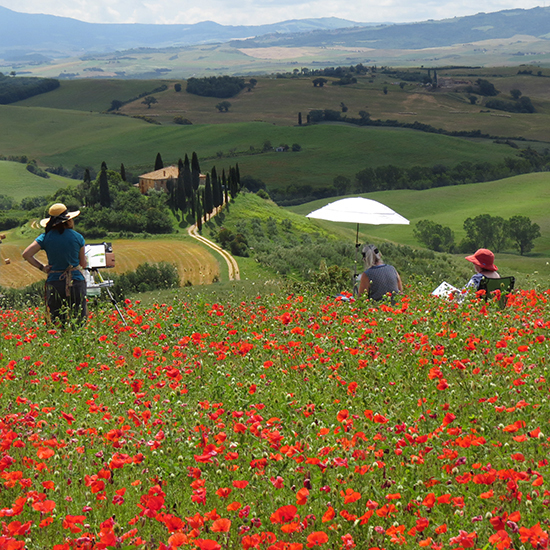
xmin=138 ymin=166 xmax=207 ymax=194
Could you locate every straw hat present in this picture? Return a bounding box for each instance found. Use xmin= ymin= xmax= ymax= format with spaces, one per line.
xmin=40 ymin=203 xmax=80 ymax=228
xmin=465 ymin=248 xmax=498 ymax=271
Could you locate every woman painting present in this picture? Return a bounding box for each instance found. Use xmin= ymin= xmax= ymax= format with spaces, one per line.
xmin=358 ymin=244 xmax=403 ymax=302
xmin=22 ymin=203 xmax=87 ymax=325
xmin=463 ymin=248 xmax=500 ymax=290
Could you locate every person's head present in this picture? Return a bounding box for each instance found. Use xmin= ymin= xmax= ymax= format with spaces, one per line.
xmin=465 ymin=248 xmax=497 ymax=273
xmin=40 ymin=203 xmax=80 ymax=233
xmin=362 ymin=244 xmax=382 ymax=269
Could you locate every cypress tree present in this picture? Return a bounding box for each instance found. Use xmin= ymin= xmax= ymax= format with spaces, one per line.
xmin=175 ymin=158 xmax=186 ymax=215
xmin=190 ymin=188 xmax=196 ymax=218
xmin=196 ymin=194 xmax=202 ymax=231
xmin=222 ymin=170 xmax=228 ymax=204
xmin=229 ymin=167 xmax=237 ymax=199
xmin=81 ymin=168 xmax=91 ymax=206
xmin=235 ymin=163 xmax=241 ymax=189
xmin=154 ymin=152 xmax=164 ymax=171
xmin=204 ymin=173 xmax=213 ymax=217
xmin=99 ymin=162 xmax=111 ymax=208
xmin=191 ymin=152 xmax=201 ymax=191
xmin=183 ymin=154 xmax=192 ymax=199
xmin=120 ymin=163 xmax=126 ymax=181
xmin=298 ymin=112 xmax=302 ymax=125
xmin=211 ymin=166 xmax=221 ymax=208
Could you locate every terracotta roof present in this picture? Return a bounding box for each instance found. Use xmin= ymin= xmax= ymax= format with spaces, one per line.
xmin=139 ymin=165 xmax=179 ymax=180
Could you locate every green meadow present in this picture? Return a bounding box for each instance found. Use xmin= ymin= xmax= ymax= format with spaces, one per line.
xmin=12 ymin=73 xmax=550 ymax=142
xmin=0 ymin=160 xmax=75 ymax=200
xmin=15 ymin=79 xmax=167 ymax=112
xmin=0 ymin=103 xmax=517 ymax=191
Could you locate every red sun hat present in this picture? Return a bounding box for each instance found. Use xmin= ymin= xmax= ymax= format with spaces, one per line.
xmin=465 ymin=248 xmax=498 ymax=271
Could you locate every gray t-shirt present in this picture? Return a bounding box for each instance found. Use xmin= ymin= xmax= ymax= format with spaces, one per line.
xmin=364 ymin=264 xmax=400 ymax=301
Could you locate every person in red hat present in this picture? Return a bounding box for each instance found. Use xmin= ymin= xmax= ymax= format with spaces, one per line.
xmin=463 ymin=248 xmax=500 ymax=290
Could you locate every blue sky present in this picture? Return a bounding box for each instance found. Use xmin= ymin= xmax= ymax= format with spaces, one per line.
xmin=0 ymin=0 xmax=545 ymax=26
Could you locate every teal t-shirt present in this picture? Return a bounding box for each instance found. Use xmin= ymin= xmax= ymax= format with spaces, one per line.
xmin=36 ymin=229 xmax=85 ymax=282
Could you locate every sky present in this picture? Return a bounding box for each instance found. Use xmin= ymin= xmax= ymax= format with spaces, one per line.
xmin=0 ymin=0 xmax=546 ymax=26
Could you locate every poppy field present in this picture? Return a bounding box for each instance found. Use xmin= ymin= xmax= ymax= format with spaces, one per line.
xmin=1 ymin=286 xmax=549 ymax=550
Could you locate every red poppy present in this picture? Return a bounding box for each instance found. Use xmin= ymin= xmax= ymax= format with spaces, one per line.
xmin=270 ymin=505 xmax=297 ymax=524
xmin=307 ymin=531 xmax=328 ymax=547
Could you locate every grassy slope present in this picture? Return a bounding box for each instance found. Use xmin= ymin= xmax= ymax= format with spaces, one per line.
xmin=15 ymin=80 xmax=169 ymax=112
xmin=13 ymin=74 xmax=550 ymax=141
xmin=0 ymin=160 xmax=76 ymax=200
xmin=0 ymin=104 xmax=517 ymax=190
xmin=289 ymin=172 xmax=550 ymax=281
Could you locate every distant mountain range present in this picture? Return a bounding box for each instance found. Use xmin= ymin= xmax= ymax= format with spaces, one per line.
xmin=1 ymin=5 xmax=550 ymax=62
xmin=0 ymin=6 xmax=373 ymax=58
xmin=232 ymin=7 xmax=550 ymax=50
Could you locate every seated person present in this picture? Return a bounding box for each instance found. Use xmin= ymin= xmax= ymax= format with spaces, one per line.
xmin=463 ymin=248 xmax=500 ymax=291
xmin=358 ymin=244 xmax=402 ymax=301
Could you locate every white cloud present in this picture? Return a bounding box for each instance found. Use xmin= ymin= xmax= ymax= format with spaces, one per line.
xmin=0 ymin=0 xmax=545 ymax=25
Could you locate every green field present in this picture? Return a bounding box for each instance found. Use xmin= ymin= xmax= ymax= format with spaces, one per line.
xmin=0 ymin=103 xmax=519 ymax=192
xmin=15 ymin=79 xmax=170 ymax=112
xmin=12 ymin=74 xmax=550 ymax=142
xmin=0 ymin=160 xmax=75 ymax=200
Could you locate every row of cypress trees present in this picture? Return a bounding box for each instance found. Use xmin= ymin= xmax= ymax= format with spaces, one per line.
xmin=157 ymin=152 xmax=242 ymax=230
xmin=83 ymin=153 xmax=243 ymax=232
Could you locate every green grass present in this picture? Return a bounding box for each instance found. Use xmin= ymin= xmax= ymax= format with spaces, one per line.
xmin=0 ymin=160 xmax=76 ymax=200
xmin=0 ymin=103 xmax=518 ymax=190
xmin=15 ymin=79 xmax=169 ymax=112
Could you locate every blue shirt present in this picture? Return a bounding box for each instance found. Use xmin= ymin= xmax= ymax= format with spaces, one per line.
xmin=36 ymin=229 xmax=85 ymax=282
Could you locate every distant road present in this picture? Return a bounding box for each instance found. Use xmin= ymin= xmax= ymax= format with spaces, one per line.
xmin=187 ymin=214 xmax=240 ymax=281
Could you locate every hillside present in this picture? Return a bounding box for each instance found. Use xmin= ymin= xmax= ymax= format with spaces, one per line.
xmin=0 ymin=104 xmax=518 ymax=196
xmin=0 ymin=160 xmax=75 ymax=200
xmin=235 ymin=7 xmax=550 ymax=50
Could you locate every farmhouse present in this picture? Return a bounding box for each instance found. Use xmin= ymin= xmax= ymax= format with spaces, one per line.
xmin=138 ymin=166 xmax=178 ymax=194
xmin=138 ymin=166 xmax=207 ymax=194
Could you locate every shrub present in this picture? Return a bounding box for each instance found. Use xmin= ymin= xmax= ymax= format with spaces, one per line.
xmin=173 ymin=116 xmax=192 ymax=125
xmin=112 ymin=262 xmax=179 ymax=300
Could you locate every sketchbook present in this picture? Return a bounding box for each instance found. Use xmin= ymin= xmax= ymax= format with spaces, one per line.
xmin=432 ymin=281 xmax=458 ymax=298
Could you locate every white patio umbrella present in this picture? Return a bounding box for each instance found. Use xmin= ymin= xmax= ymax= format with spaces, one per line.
xmin=307 ymin=197 xmax=410 ymax=283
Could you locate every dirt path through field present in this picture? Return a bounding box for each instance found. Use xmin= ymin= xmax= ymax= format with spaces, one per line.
xmin=187 ymin=210 xmax=240 ymax=281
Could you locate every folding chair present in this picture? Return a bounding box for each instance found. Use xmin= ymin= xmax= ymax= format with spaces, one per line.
xmin=478 ymin=276 xmax=515 ymax=308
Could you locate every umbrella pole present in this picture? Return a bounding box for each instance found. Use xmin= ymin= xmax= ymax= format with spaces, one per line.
xmin=353 ymin=223 xmax=360 ymax=294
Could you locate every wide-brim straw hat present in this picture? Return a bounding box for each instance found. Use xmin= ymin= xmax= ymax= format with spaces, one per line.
xmin=465 ymin=248 xmax=498 ymax=271
xmin=40 ymin=203 xmax=80 ymax=228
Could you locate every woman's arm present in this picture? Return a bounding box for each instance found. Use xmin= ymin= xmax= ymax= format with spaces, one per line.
xmin=396 ymin=271 xmax=403 ymax=292
xmin=79 ymin=246 xmax=87 ymax=270
xmin=358 ymin=272 xmax=370 ymax=297
xmin=22 ymin=241 xmax=50 ymax=273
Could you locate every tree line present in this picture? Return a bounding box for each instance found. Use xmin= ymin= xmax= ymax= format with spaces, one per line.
xmin=414 ymin=215 xmax=541 ymax=256
xmin=0 ymin=73 xmax=60 ymax=104
xmin=163 ymin=153 xmax=243 ymax=232
xmin=271 ymin=147 xmax=550 ymax=206
xmin=185 ymin=76 xmax=250 ymax=98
